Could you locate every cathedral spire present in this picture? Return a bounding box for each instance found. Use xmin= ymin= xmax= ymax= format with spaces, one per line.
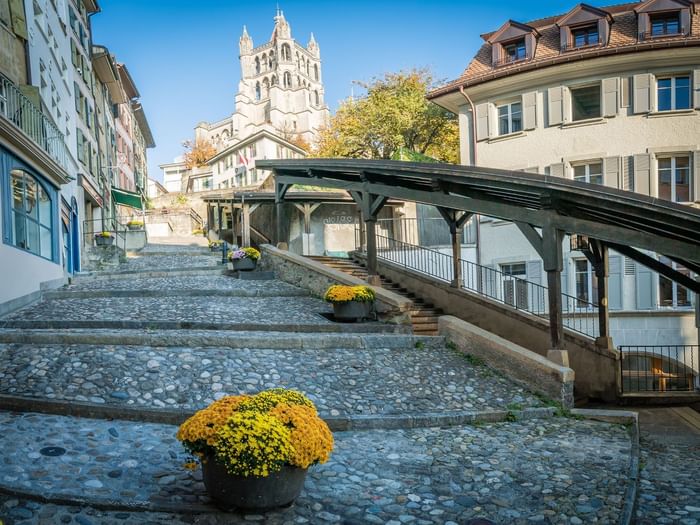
xmin=271 ymin=7 xmax=291 ymax=40
xmin=239 ymin=25 xmax=252 ymax=55
xmin=307 ymin=32 xmax=319 ymax=56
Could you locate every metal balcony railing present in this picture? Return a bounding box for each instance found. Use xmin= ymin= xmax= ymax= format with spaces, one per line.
xmin=639 ymin=27 xmax=686 ymax=41
xmin=620 ymin=345 xmax=698 ymax=393
xmin=0 ymin=74 xmax=72 ymax=173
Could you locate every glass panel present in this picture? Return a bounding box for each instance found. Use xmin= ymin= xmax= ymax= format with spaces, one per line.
xmin=25 ymin=218 xmax=39 ymax=255
xmin=575 ymin=259 xmax=589 ymax=304
xmin=40 ymin=225 xmax=52 ymax=258
xmin=677 ymin=268 xmax=691 ymax=306
xmin=571 ymin=85 xmax=601 ymax=121
xmin=12 ymin=211 xmax=25 ymax=248
xmin=675 ymin=156 xmax=690 ymax=202
xmin=11 ymin=170 xmax=24 ymax=211
xmin=38 ymin=185 xmax=51 ymax=227
xmin=589 ymin=163 xmax=603 ymax=185
xmin=498 ymin=105 xmax=509 ymax=135
xmin=657 ymin=78 xmax=672 ymax=111
xmin=658 ymin=158 xmax=672 ymax=200
xmin=511 ymin=103 xmax=522 ymax=133
xmin=24 ymin=175 xmax=38 ymax=221
xmin=659 ymin=275 xmax=674 ymax=306
xmin=573 ymin=165 xmax=587 ymax=182
xmin=675 ymin=76 xmax=690 ymax=110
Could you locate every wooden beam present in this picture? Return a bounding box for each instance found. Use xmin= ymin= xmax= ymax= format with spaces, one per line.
xmin=515 ymin=222 xmax=544 ymax=259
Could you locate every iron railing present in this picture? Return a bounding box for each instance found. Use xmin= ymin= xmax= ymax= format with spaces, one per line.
xmin=375 ymin=217 xmax=476 ymax=247
xmin=620 ymin=345 xmax=698 ymax=393
xmin=358 ymin=230 xmax=599 ymax=338
xmin=83 ymin=217 xmax=129 ymax=253
xmin=0 ymin=74 xmax=72 ymax=173
xmin=639 ymin=28 xmax=686 ymax=41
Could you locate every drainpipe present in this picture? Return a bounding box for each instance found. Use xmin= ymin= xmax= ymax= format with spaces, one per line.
xmin=459 ymin=86 xmax=482 ymax=268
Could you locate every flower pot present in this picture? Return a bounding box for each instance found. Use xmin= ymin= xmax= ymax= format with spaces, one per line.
xmin=202 ymin=457 xmax=307 ymax=510
xmin=210 ymin=245 xmax=220 ymax=252
xmin=332 ymin=300 xmax=372 ymax=322
xmin=95 ymin=236 xmax=114 ymax=246
xmin=232 ymin=258 xmax=257 ymax=271
xmin=127 ymin=224 xmax=143 ymax=231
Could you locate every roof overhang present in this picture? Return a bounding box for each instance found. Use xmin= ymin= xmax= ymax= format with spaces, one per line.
xmin=92 ymin=46 xmax=127 ymax=104
xmin=117 ymin=64 xmax=140 ymax=100
xmin=83 ymin=0 xmax=100 ymax=14
xmin=483 ymin=20 xmax=540 ymax=44
xmin=207 ymin=129 xmax=306 ymax=165
xmin=257 ymin=159 xmax=700 ymax=267
xmin=556 ymin=3 xmax=613 ymax=27
xmin=635 ymin=0 xmax=693 ymax=14
xmin=131 ymin=102 xmax=155 ymax=148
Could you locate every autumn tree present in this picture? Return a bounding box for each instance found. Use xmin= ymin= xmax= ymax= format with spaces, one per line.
xmin=313 ymin=69 xmax=459 ymax=163
xmin=182 ymin=139 xmax=216 ymax=169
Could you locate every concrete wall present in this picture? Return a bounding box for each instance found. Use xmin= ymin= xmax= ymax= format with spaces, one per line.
xmin=145 ymin=210 xmax=202 ymax=237
xmin=259 ymin=244 xmax=413 ymax=326
xmin=439 ymin=316 xmax=575 ymax=407
xmin=356 ymin=254 xmax=619 ymax=401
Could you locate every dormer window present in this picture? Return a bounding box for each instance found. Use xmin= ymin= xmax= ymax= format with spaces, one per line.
xmin=571 ymin=24 xmax=599 ymax=48
xmin=503 ymin=38 xmax=527 ymax=63
xmin=557 ymin=4 xmax=611 ymax=51
xmin=485 ymin=20 xmax=539 ymax=67
xmin=650 ymin=11 xmax=681 ymax=36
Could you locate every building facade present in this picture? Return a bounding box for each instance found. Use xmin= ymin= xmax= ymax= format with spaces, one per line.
xmin=429 ymin=0 xmax=700 ymax=348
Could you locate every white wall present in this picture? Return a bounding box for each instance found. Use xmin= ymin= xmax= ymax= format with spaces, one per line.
xmin=0 ymin=244 xmax=64 ymax=306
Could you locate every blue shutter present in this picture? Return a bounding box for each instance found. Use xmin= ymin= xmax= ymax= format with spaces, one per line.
xmin=635 ymin=264 xmax=655 ymax=310
xmin=608 ymin=255 xmax=623 ymax=310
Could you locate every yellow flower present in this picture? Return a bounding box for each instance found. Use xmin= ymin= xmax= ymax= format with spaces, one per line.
xmin=324 ymin=285 xmax=375 ymax=304
xmin=270 ymin=404 xmax=334 ymax=469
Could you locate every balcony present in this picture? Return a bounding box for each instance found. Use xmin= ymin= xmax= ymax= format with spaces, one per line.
xmin=0 ymin=74 xmax=72 ymax=175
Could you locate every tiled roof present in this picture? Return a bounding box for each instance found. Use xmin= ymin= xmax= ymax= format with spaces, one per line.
xmin=430 ymin=1 xmax=700 ymax=99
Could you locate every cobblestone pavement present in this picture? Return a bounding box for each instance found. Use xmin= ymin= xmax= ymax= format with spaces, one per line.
xmin=1 ymin=296 xmax=333 ymax=326
xmin=64 ymin=275 xmax=306 ymax=294
xmin=115 ymin=254 xmax=220 ymax=272
xmin=0 ymin=341 xmax=541 ymax=415
xmin=0 ymin=412 xmax=631 ymax=525
xmin=635 ymin=408 xmax=700 ymax=525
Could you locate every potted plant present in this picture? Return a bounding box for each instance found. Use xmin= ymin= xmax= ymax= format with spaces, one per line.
xmin=208 ymin=240 xmax=223 ymax=252
xmin=324 ymin=284 xmax=375 ymax=321
xmin=228 ymin=246 xmax=260 ymax=271
xmin=177 ymin=388 xmax=334 ymax=511
xmin=94 ymin=231 xmax=114 ymax=246
xmin=126 ymin=220 xmax=144 ymax=231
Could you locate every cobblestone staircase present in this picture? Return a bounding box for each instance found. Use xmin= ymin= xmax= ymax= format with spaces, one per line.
xmin=308 ymin=256 xmax=443 ymax=335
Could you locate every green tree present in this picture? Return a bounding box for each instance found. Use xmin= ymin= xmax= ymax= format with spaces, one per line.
xmin=314 ymin=69 xmax=459 ymax=163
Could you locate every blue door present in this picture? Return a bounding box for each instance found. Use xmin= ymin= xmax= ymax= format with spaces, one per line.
xmin=70 ymin=198 xmax=81 ymax=273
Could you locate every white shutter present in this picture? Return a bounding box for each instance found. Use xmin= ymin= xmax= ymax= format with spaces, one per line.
xmin=694 ymin=151 xmax=700 ymax=202
xmin=633 ymin=154 xmax=651 ymax=195
xmin=475 ymin=103 xmax=490 ymax=141
xmin=561 ymin=258 xmax=569 ymax=296
xmin=522 ymin=91 xmax=537 ymax=130
xmin=526 ymin=260 xmax=545 ymax=314
xmin=635 ymin=264 xmax=655 ymax=310
xmin=559 ymin=27 xmax=569 ymax=50
xmin=693 ymin=69 xmax=700 ymax=109
xmin=602 ymin=77 xmax=619 ymax=117
xmin=623 ymin=156 xmax=634 ymax=191
xmin=609 ymin=255 xmax=623 ymax=310
xmin=603 ymin=156 xmax=620 ymax=188
xmin=550 ymin=162 xmax=565 ymax=178
xmin=633 ymin=73 xmax=652 ymax=114
xmin=680 ymin=8 xmax=690 ymax=36
xmin=548 ymin=86 xmax=565 ymax=126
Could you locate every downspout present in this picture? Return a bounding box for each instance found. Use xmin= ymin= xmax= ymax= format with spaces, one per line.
xmin=459 ymin=86 xmax=481 ymax=268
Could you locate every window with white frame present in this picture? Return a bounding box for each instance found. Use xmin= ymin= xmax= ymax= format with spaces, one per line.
xmin=502 ymin=38 xmax=526 ymax=63
xmin=500 ymin=262 xmax=528 ymax=309
xmin=497 ymin=102 xmax=522 ymax=135
xmin=571 ymin=24 xmax=599 ymax=48
xmin=657 ymin=76 xmax=690 ymax=111
xmin=571 ymin=84 xmax=601 ymax=121
xmin=658 ymin=256 xmax=691 ymax=308
xmin=573 ymin=162 xmax=603 ymax=185
xmin=658 ymin=156 xmax=690 ymax=202
xmin=574 ymin=259 xmax=598 ymax=307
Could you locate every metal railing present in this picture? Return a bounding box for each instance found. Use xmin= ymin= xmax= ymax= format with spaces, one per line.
xmin=0 ymin=74 xmax=72 ymax=173
xmin=639 ymin=28 xmax=686 ymax=41
xmin=376 ymin=217 xmax=476 ymax=247
xmin=358 ymin=230 xmax=599 ymax=339
xmin=83 ymin=217 xmax=128 ymax=253
xmin=620 ymin=345 xmax=698 ymax=393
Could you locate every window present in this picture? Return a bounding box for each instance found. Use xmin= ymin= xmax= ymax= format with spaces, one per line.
xmin=571 ymin=24 xmax=599 ymax=48
xmin=314 ymin=63 xmax=319 ymax=81
xmin=571 ymin=84 xmax=601 ymax=121
xmin=650 ymin=12 xmax=680 ymax=36
xmin=575 ymin=259 xmax=598 ymax=307
xmin=657 ymin=76 xmax=690 ymax=111
xmin=9 ymin=169 xmax=54 ymax=259
xmin=658 ymin=156 xmax=690 ymax=202
xmin=314 ymin=90 xmax=319 ymax=105
xmin=281 ymin=44 xmax=291 ymax=61
xmin=284 ymin=72 xmax=291 ymax=88
xmin=501 ymin=262 xmax=528 ymax=309
xmin=497 ymin=102 xmax=522 ymax=135
xmin=255 ymin=82 xmax=261 ymax=101
xmin=658 ymin=256 xmax=691 ymax=308
xmin=255 ymin=57 xmax=260 ymax=75
xmin=573 ymin=162 xmax=603 ymax=185
xmin=503 ymin=38 xmax=527 ymax=63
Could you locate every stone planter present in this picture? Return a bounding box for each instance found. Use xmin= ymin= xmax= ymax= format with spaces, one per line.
xmin=332 ymin=300 xmax=372 ymax=322
xmin=210 ymin=244 xmax=221 ymax=252
xmin=127 ymin=224 xmax=143 ymax=231
xmin=231 ymin=258 xmax=257 ymax=271
xmin=94 ymin=235 xmax=114 ymax=247
xmin=202 ymin=457 xmax=307 ymax=510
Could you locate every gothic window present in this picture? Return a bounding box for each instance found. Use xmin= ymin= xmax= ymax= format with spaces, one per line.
xmin=255 ymin=57 xmax=260 ymax=74
xmin=296 ymin=53 xmax=300 ymax=69
xmin=262 ymin=77 xmax=270 ymax=97
xmin=281 ymin=44 xmax=291 ymax=61
xmin=314 ymin=90 xmax=320 ymax=105
xmin=314 ymin=64 xmax=319 ymax=81
xmin=306 ymin=61 xmax=310 ymax=76
xmin=261 ymin=54 xmax=267 ymax=71
xmin=255 ymin=82 xmax=261 ymax=101
xmin=271 ymin=75 xmax=278 ymax=86
xmin=268 ymin=50 xmax=275 ymax=69
xmin=297 ymin=76 xmax=300 ymax=86
xmin=284 ymin=72 xmax=292 ymax=88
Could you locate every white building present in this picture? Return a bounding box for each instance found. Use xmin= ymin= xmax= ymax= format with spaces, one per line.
xmin=429 ymin=0 xmax=700 ymax=349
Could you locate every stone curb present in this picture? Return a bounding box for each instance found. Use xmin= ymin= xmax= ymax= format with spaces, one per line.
xmin=0 ymin=320 xmax=412 ymax=334
xmin=42 ymin=288 xmax=309 ymax=300
xmin=571 ymin=409 xmax=640 ymax=525
xmin=74 ymin=266 xmax=226 ymax=281
xmin=0 ymin=329 xmax=442 ymax=349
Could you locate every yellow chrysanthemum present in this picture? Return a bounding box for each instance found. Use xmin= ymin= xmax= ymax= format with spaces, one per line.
xmin=270 ymin=404 xmax=334 ymax=469
xmin=324 ymin=285 xmax=375 ymax=303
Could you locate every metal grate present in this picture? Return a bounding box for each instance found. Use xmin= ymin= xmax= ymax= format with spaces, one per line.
xmin=624 ymin=257 xmax=636 ymax=275
xmin=620 ymin=345 xmax=698 ymax=393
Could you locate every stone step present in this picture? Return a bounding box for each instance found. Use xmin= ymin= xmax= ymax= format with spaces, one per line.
xmin=75 ymin=266 xmax=227 ymax=281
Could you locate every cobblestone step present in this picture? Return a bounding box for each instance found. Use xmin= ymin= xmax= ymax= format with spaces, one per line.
xmin=76 ymin=265 xmax=227 ymax=281
xmin=0 ymin=410 xmax=634 ymax=523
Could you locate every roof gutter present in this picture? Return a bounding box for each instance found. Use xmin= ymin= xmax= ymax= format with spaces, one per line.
xmin=458 ymin=86 xmax=477 ymax=166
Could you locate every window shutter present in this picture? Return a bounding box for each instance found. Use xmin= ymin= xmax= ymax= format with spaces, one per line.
xmin=549 ymin=162 xmax=565 ymax=178
xmin=694 ymin=151 xmax=700 ymax=202
xmin=559 ymin=27 xmax=569 ymax=50
xmin=635 ymin=264 xmax=655 ymax=310
xmin=491 ymin=44 xmax=501 ymax=66
xmin=8 ymin=0 xmax=27 ymax=40
xmin=475 ymin=103 xmax=490 ymax=141
xmin=623 ymin=156 xmax=634 ymax=191
xmin=603 ymin=156 xmax=620 ymax=188
xmin=609 ymin=255 xmax=623 ymax=310
xmin=620 ymin=76 xmax=630 ymax=108
xmin=483 ymin=265 xmax=497 ymax=299
xmin=633 ymin=154 xmax=651 ymax=195
xmin=561 ymin=258 xmax=569 ymax=296
xmin=633 ymin=73 xmax=652 ymax=114
xmin=598 ymin=18 xmax=610 ymax=46
xmin=602 ymin=77 xmax=619 ymax=117
xmin=693 ymin=69 xmax=700 ymax=109
xmin=680 ymin=8 xmax=690 ymax=36
xmin=637 ymin=13 xmax=649 ymax=39
xmin=522 ymin=91 xmax=537 ymax=130
xmin=548 ymin=86 xmax=565 ymax=126
xmin=526 ymin=260 xmax=544 ymax=314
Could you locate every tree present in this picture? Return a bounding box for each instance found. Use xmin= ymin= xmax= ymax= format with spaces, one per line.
xmin=182 ymin=139 xmax=216 ymax=169
xmin=314 ymin=69 xmax=459 ymax=163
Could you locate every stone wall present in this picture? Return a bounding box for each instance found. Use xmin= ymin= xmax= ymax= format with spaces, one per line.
xmin=82 ymin=245 xmax=125 ymax=272
xmin=145 ymin=210 xmax=202 ymax=237
xmin=259 ymin=245 xmax=412 ymax=326
xmin=439 ymin=316 xmax=575 ymax=408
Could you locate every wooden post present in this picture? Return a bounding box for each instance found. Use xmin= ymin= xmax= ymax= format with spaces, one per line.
xmin=303 ymin=204 xmax=312 ymax=235
xmin=450 ymin=224 xmax=463 ymax=289
xmin=230 ymin=200 xmax=235 ymax=246
xmin=366 ymin=217 xmax=379 ymax=284
xmin=593 ymin=242 xmax=612 ymax=349
xmin=242 ymin=203 xmax=251 ymax=247
xmin=216 ymin=203 xmax=222 ymax=235
xmin=359 ymin=211 xmax=367 ymax=252
xmin=542 ymin=219 xmax=568 ymax=364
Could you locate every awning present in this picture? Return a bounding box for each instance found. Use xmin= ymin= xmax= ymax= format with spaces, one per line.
xmin=80 ymin=174 xmax=103 ymax=207
xmin=111 ymin=187 xmax=143 ymax=210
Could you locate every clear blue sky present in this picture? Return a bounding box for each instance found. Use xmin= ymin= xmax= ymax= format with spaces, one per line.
xmin=91 ymin=0 xmax=604 ymax=182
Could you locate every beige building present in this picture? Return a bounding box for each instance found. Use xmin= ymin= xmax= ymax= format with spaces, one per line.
xmin=430 ymin=0 xmax=700 ymax=350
